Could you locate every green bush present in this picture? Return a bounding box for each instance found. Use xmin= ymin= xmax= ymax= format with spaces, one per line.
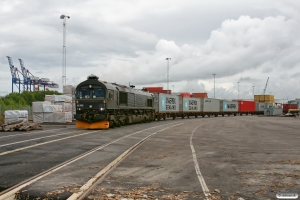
xmin=0 ymin=91 xmax=61 ymax=124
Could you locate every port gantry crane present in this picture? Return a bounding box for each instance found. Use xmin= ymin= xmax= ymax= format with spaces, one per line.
xmin=7 ymin=56 xmax=59 ymax=93
xmin=7 ymin=56 xmax=23 ymax=93
xmin=263 ymin=77 xmax=269 ymax=95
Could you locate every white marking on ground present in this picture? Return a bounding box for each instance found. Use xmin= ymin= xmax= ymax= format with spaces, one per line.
xmin=190 ymin=122 xmax=211 ymax=200
xmin=0 ymin=130 xmax=81 ymax=147
xmin=0 ymin=130 xmax=100 ymax=157
xmin=0 ymin=128 xmax=67 ymax=139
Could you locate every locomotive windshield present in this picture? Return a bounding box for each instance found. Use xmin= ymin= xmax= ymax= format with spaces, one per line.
xmin=92 ymin=89 xmax=105 ymax=98
xmin=77 ymin=89 xmax=90 ymax=99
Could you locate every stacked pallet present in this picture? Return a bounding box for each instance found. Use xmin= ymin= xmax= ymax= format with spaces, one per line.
xmin=32 ymin=95 xmax=72 ymax=123
xmin=63 ymin=85 xmax=76 ymax=120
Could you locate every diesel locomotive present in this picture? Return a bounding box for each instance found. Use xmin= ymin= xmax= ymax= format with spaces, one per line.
xmin=74 ymin=74 xmax=155 ymax=129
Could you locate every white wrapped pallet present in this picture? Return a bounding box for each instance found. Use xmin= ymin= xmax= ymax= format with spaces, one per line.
xmin=54 ymin=102 xmax=72 ymax=112
xmin=63 ymin=85 xmax=76 ymax=94
xmin=45 ymin=95 xmax=72 ymax=103
xmin=5 ymin=118 xmax=27 ymax=124
xmin=53 ymin=112 xmax=72 ymax=123
xmin=32 ymin=101 xmax=51 ymax=112
xmin=5 ymin=110 xmax=28 ymax=119
xmin=33 ymin=112 xmax=43 ymax=123
xmin=65 ymin=112 xmax=72 ymax=122
xmin=43 ymin=113 xmax=54 ymax=122
xmin=43 ymin=105 xmax=62 ymax=113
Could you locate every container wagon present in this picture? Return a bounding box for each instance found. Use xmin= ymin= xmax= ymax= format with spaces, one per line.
xmin=201 ymin=98 xmax=220 ymax=117
xmin=179 ymin=97 xmax=201 ymax=118
xmin=220 ymin=100 xmax=238 ymax=116
xmin=154 ymin=93 xmax=179 ymax=120
xmin=237 ymin=100 xmax=256 ymax=115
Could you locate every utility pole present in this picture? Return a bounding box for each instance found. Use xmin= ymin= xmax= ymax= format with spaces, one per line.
xmin=237 ymin=81 xmax=240 ymax=99
xmin=166 ymin=58 xmax=171 ymax=90
xmin=212 ymin=73 xmax=216 ymax=98
xmin=172 ymin=85 xmax=174 ymax=92
xmin=252 ymin=86 xmax=255 ymax=97
xmin=60 ymin=14 xmax=70 ymax=87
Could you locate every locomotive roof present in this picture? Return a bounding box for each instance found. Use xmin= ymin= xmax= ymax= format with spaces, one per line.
xmin=76 ymin=75 xmax=152 ymax=97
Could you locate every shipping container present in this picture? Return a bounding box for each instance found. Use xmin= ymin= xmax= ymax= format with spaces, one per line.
xmin=151 ymin=90 xmax=171 ymax=94
xmin=192 ymin=93 xmax=208 ymax=98
xmin=179 ymin=97 xmax=201 ymax=112
xmin=254 ymin=95 xmax=274 ymax=103
xmin=180 ymin=92 xmax=191 ymax=97
xmin=256 ymin=102 xmax=265 ymax=112
xmin=283 ymin=104 xmax=298 ymax=112
xmin=264 ymin=108 xmax=283 ymax=116
xmin=154 ymin=93 xmax=179 ymax=113
xmin=201 ymin=98 xmax=220 ymax=112
xmin=238 ymin=101 xmax=256 ymax=113
xmin=220 ymin=100 xmax=238 ymax=112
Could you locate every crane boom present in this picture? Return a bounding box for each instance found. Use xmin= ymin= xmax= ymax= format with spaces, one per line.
xmin=263 ymin=77 xmax=269 ymax=95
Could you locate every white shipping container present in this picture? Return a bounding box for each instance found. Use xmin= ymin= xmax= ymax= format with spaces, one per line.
xmin=220 ymin=100 xmax=238 ymax=112
xmin=180 ymin=97 xmax=201 ymax=112
xmin=154 ymin=93 xmax=179 ymax=113
xmin=202 ymin=98 xmax=220 ymax=112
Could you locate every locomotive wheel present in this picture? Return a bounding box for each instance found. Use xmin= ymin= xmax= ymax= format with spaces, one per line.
xmin=222 ymin=114 xmax=224 ymax=117
xmin=109 ymin=121 xmax=115 ymax=128
xmin=181 ymin=115 xmax=184 ymax=119
xmin=172 ymin=115 xmax=176 ymax=120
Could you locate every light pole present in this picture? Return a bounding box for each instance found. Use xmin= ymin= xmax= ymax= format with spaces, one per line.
xmin=172 ymin=85 xmax=174 ymax=92
xmin=166 ymin=58 xmax=171 ymax=90
xmin=60 ymin=14 xmax=70 ymax=87
xmin=237 ymin=81 xmax=240 ymax=99
xmin=212 ymin=73 xmax=216 ymax=98
xmin=252 ymin=86 xmax=255 ymax=95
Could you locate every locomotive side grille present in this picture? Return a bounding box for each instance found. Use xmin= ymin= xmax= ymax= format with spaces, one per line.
xmin=135 ymin=94 xmax=147 ymax=107
xmin=128 ymin=93 xmax=135 ymax=107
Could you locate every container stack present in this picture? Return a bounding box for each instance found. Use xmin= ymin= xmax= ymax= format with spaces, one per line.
xmin=63 ymin=85 xmax=76 ymax=120
xmin=4 ymin=110 xmax=28 ymax=124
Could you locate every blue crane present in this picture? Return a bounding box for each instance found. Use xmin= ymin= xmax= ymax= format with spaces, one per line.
xmin=7 ymin=56 xmax=23 ymax=93
xmin=7 ymin=56 xmax=60 ymax=93
xmin=263 ymin=77 xmax=269 ymax=95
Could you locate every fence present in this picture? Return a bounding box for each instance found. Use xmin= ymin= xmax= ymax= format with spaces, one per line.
xmin=0 ymin=105 xmax=33 ymax=124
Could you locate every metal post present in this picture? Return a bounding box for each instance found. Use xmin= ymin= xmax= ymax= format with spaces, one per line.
xmin=212 ymin=73 xmax=216 ymax=98
xmin=60 ymin=15 xmax=70 ymax=88
xmin=237 ymin=81 xmax=240 ymax=99
xmin=166 ymin=58 xmax=171 ymax=90
xmin=172 ymin=85 xmax=174 ymax=92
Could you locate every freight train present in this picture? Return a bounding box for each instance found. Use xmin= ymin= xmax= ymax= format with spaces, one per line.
xmin=74 ymin=74 xmax=268 ymax=129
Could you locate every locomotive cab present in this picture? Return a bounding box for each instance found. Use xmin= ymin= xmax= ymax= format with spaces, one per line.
xmin=74 ymin=74 xmax=110 ymax=129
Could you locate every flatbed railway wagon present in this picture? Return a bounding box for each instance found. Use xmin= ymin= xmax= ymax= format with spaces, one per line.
xmin=74 ymin=74 xmax=155 ymax=129
xmin=179 ymin=97 xmax=201 ymax=118
xmin=201 ymin=98 xmax=220 ymax=117
xmin=220 ymin=100 xmax=238 ymax=116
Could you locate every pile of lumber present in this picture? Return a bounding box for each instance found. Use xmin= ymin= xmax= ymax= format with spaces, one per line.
xmin=0 ymin=120 xmax=43 ymax=132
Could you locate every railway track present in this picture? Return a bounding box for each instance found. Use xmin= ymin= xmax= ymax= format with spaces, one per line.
xmin=0 ymin=121 xmax=191 ymax=200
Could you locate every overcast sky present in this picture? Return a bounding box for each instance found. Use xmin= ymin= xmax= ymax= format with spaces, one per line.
xmin=1 ymin=0 xmax=300 ymax=102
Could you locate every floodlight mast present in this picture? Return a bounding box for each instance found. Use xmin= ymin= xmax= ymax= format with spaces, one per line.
xmin=60 ymin=15 xmax=70 ymax=87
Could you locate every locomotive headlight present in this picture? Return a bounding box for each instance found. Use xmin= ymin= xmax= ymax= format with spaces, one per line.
xmin=89 ymin=105 xmax=92 ymax=108
xmin=89 ymin=85 xmax=92 ymax=88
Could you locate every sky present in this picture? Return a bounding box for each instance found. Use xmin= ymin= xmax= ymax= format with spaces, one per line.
xmin=1 ymin=0 xmax=300 ymax=102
